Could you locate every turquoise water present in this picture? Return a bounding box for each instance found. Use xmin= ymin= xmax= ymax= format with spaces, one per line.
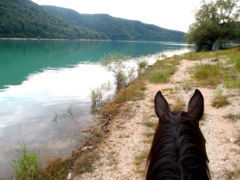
xmin=0 ymin=40 xmax=189 ymax=178
xmin=0 ymin=40 xmax=187 ymax=90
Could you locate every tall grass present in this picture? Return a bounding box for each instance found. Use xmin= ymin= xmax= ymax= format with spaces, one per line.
xmin=90 ymin=87 xmax=103 ymax=108
xmin=12 ymin=146 xmax=40 ymax=180
xmin=137 ymin=59 xmax=148 ymax=75
xmin=212 ymin=89 xmax=230 ymax=108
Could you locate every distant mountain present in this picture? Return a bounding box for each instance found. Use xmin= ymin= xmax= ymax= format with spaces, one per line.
xmin=42 ymin=6 xmax=185 ymax=42
xmin=0 ymin=0 xmax=100 ymax=39
xmin=0 ymin=0 xmax=185 ymax=41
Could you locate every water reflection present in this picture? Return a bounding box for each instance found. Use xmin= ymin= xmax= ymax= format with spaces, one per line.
xmin=0 ymin=40 xmax=186 ymax=90
xmin=0 ymin=63 xmax=114 ymax=178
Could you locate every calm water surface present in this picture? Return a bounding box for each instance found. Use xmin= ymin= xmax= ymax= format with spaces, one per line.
xmin=0 ymin=40 xmax=190 ymax=177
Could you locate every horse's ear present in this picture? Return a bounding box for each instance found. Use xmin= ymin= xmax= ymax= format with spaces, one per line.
xmin=154 ymin=91 xmax=169 ymax=118
xmin=187 ymin=89 xmax=204 ymax=121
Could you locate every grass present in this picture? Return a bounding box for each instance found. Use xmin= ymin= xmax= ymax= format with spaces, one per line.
xmin=104 ymin=102 xmax=119 ymax=116
xmin=224 ymin=168 xmax=240 ymax=180
xmin=90 ymin=87 xmax=103 ymax=108
xmin=149 ymin=71 xmax=169 ymax=83
xmin=145 ymin=59 xmax=178 ymax=83
xmin=181 ymin=80 xmax=194 ymax=90
xmin=135 ymin=151 xmax=148 ymax=176
xmin=212 ymin=96 xmax=229 ymax=108
xmin=181 ymin=48 xmax=235 ymax=61
xmin=224 ymin=113 xmax=240 ymax=122
xmin=200 ymin=114 xmax=206 ymax=121
xmin=103 ymin=80 xmax=145 ymax=116
xmin=192 ymin=63 xmax=224 ymax=87
xmin=162 ymin=87 xmax=175 ymax=94
xmin=12 ymin=146 xmax=40 ymax=180
xmin=145 ymin=132 xmax=154 ymax=138
xmin=144 ymin=121 xmax=156 ymax=128
xmin=135 ymin=151 xmax=148 ymax=166
xmin=74 ymin=152 xmax=99 ymax=174
xmin=103 ymin=128 xmax=110 ymax=133
xmin=115 ymin=80 xmax=145 ymax=104
xmin=171 ymin=98 xmax=185 ymax=110
xmin=212 ymin=89 xmax=230 ymax=108
xmin=225 ymin=79 xmax=240 ymax=89
xmin=189 ymin=47 xmax=240 ymax=89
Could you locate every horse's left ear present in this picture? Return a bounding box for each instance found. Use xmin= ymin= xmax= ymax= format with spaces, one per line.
xmin=187 ymin=89 xmax=204 ymax=121
xmin=154 ymin=91 xmax=169 ymax=119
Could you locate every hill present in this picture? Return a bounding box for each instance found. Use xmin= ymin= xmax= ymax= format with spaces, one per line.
xmin=42 ymin=5 xmax=185 ymax=42
xmin=0 ymin=0 xmax=184 ymax=42
xmin=0 ymin=0 xmax=185 ymax=41
xmin=0 ymin=0 xmax=100 ymax=39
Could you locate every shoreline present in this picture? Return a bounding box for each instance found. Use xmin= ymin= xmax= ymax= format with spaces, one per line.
xmin=41 ymin=48 xmax=192 ymax=178
xmin=0 ymin=37 xmax=107 ymax=41
xmin=0 ymin=37 xmax=190 ymax=44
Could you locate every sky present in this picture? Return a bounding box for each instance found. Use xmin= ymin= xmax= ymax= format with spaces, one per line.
xmin=32 ymin=0 xmax=203 ymax=32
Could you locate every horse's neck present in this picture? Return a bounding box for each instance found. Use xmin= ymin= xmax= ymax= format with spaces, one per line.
xmin=176 ymin=123 xmax=210 ymax=180
xmin=147 ymin=124 xmax=181 ymax=179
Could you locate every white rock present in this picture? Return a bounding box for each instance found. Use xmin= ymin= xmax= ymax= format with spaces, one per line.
xmin=67 ymin=172 xmax=72 ymax=180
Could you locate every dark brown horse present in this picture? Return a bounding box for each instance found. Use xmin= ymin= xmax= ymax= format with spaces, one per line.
xmin=146 ymin=89 xmax=210 ymax=180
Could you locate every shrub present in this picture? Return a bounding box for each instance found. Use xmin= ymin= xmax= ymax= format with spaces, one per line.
xmin=90 ymin=87 xmax=103 ymax=108
xmin=114 ymin=70 xmax=127 ymax=91
xmin=137 ymin=59 xmax=148 ymax=75
xmin=101 ymin=53 xmax=129 ymax=92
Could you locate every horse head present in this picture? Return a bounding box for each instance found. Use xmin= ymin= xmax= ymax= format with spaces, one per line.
xmin=146 ymin=89 xmax=210 ymax=180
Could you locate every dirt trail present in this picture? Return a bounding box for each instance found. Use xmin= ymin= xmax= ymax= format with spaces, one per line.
xmin=74 ymin=59 xmax=240 ymax=180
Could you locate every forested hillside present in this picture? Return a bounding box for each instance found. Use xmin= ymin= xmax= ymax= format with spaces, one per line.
xmin=43 ymin=6 xmax=185 ymax=42
xmin=0 ymin=0 xmax=185 ymax=41
xmin=0 ymin=0 xmax=100 ymax=39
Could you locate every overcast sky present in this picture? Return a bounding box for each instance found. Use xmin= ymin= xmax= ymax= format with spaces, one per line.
xmin=32 ymin=0 xmax=203 ymax=32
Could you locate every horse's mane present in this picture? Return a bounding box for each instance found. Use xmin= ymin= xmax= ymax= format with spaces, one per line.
xmin=146 ymin=90 xmax=210 ymax=180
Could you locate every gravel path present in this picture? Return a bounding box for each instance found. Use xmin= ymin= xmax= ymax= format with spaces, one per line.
xmin=74 ymin=58 xmax=240 ymax=180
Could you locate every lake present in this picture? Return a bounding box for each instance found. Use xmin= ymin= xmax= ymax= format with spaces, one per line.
xmin=0 ymin=40 xmax=190 ymax=178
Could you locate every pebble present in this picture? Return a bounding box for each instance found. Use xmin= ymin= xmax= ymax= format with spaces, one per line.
xmin=82 ymin=146 xmax=94 ymax=151
xmin=67 ymin=172 xmax=72 ymax=179
xmin=230 ymin=138 xmax=237 ymax=143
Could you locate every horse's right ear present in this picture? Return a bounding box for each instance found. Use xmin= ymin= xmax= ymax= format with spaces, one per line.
xmin=154 ymin=91 xmax=169 ymax=119
xmin=187 ymin=89 xmax=204 ymax=121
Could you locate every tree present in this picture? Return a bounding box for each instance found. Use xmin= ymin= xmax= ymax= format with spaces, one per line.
xmin=187 ymin=0 xmax=240 ymax=51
